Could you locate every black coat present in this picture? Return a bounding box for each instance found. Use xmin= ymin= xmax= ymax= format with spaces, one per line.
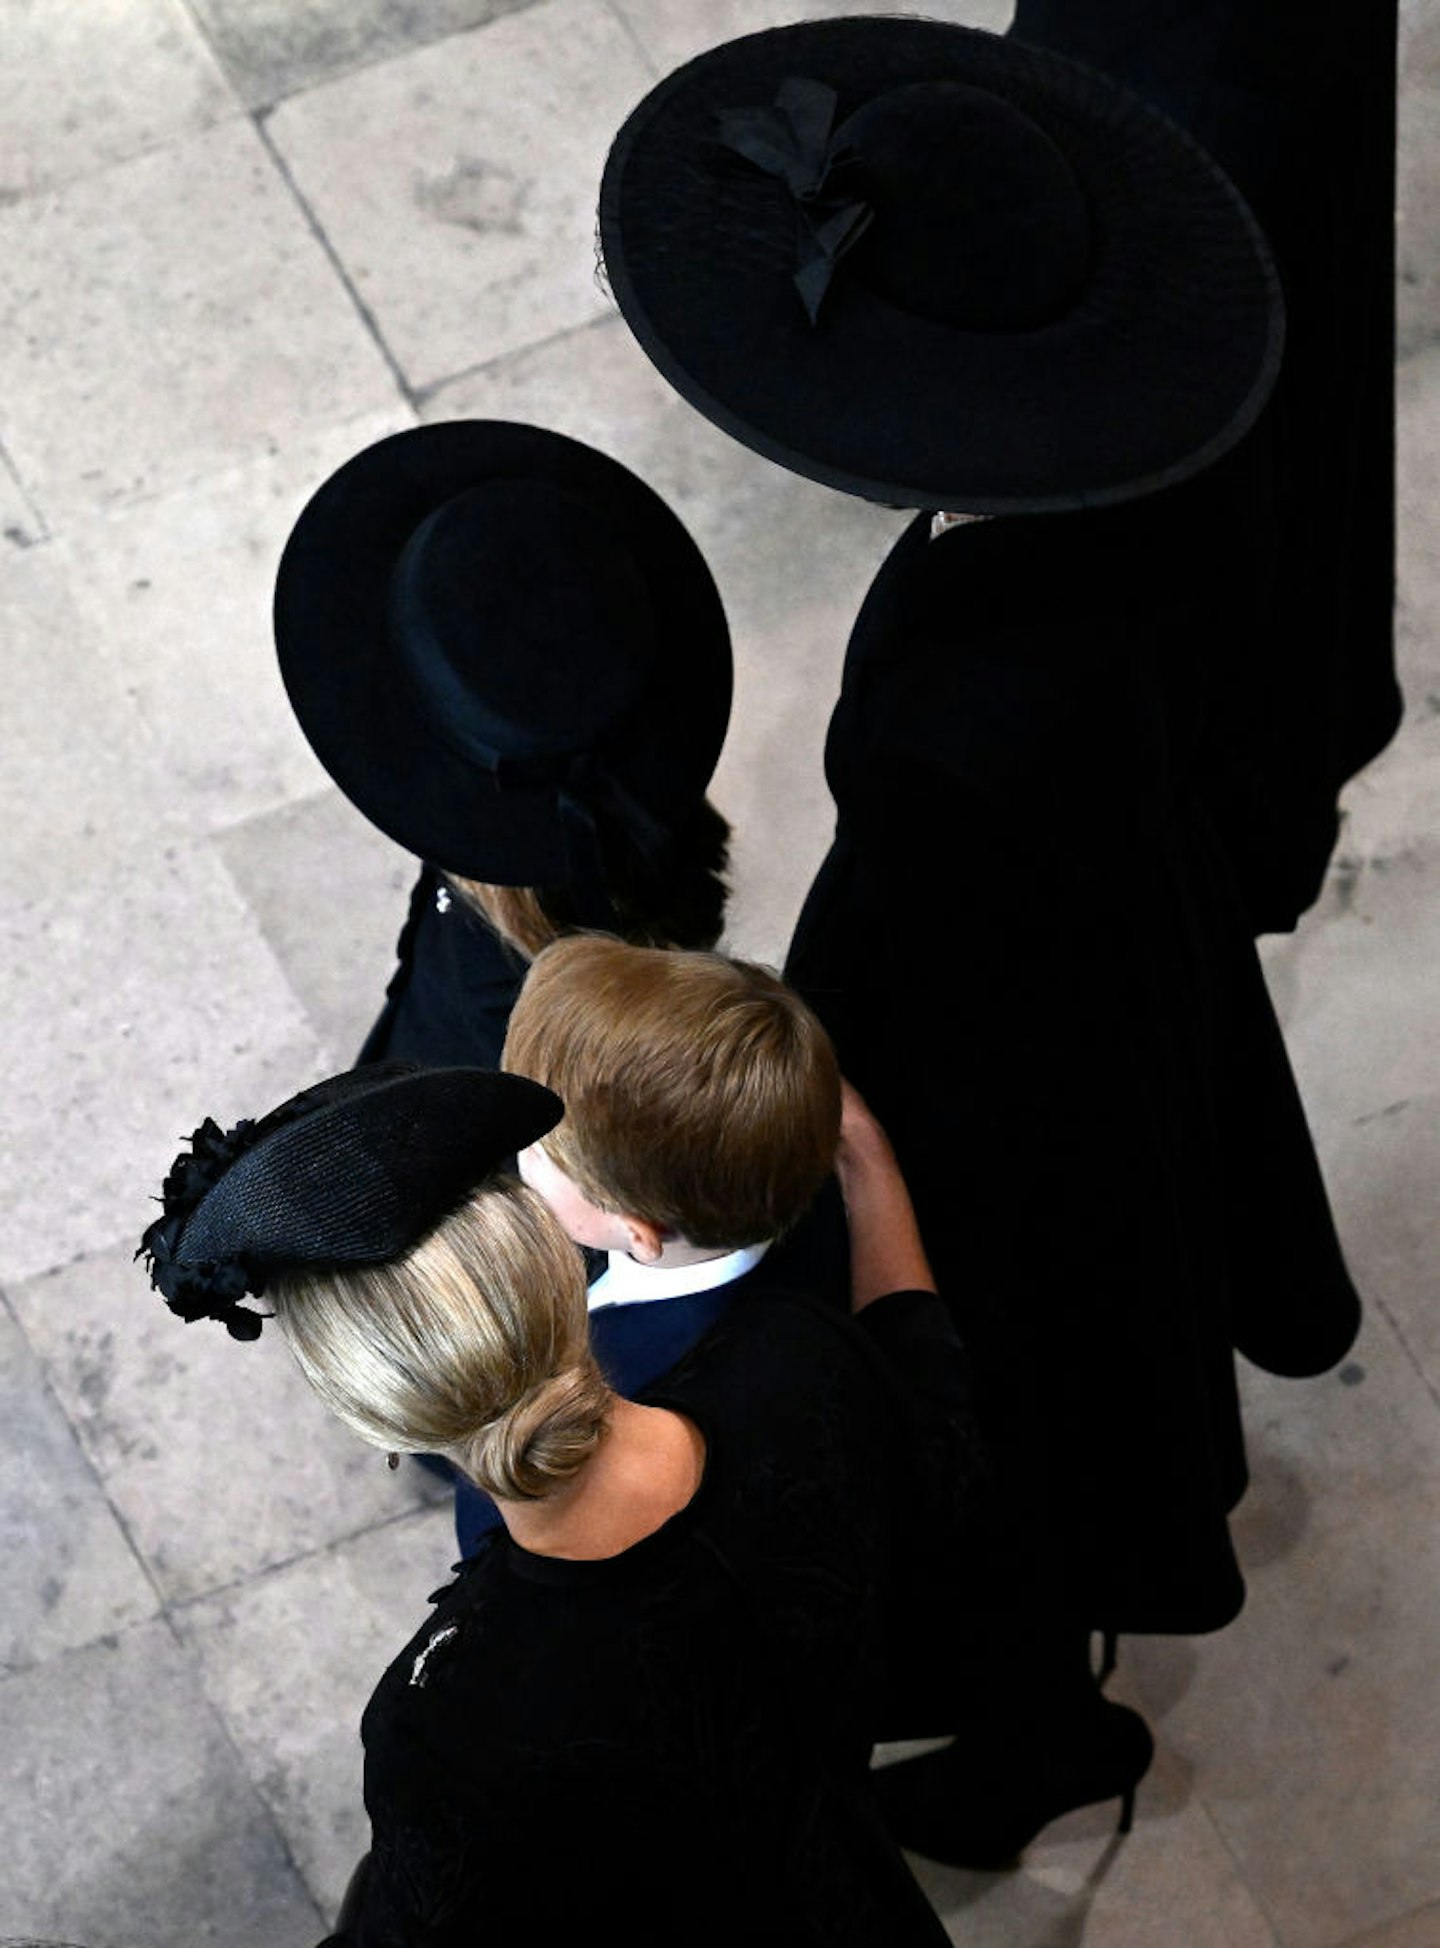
xmin=357 ymin=867 xmax=524 ymax=1070
xmin=1009 ymin=0 xmax=1400 ymax=929
xmin=786 ymin=501 xmax=1361 ymax=1634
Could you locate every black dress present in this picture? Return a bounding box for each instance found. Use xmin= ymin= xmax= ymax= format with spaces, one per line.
xmin=358 ymin=867 xmax=524 ymax=1070
xmin=322 ymin=1291 xmax=969 ymax=1947
xmin=1009 ymin=0 xmax=1400 ymax=931
xmin=786 ymin=499 xmax=1360 ymax=1636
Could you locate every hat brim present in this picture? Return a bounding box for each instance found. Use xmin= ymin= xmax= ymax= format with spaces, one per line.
xmin=275 ymin=422 xmax=733 ymax=882
xmin=600 ymin=20 xmax=1284 ymax=513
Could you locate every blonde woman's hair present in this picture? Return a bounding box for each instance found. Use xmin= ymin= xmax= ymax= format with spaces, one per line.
xmin=503 ymin=936 xmax=842 ymax=1250
xmin=270 ymin=1179 xmax=609 ymax=1501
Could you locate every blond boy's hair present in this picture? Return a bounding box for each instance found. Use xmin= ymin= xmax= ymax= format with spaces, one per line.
xmin=502 ymin=936 xmax=841 ymax=1250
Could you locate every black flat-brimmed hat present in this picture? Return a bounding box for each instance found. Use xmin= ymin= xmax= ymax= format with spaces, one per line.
xmin=599 ymin=19 xmax=1284 ymax=512
xmin=137 ymin=1065 xmax=563 ymax=1339
xmin=275 ymin=422 xmax=732 ymax=896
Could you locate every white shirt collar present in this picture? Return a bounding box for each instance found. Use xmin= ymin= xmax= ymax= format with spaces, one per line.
xmin=588 ymin=1240 xmax=770 ymax=1311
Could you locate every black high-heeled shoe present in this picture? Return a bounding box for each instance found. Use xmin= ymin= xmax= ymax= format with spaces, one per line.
xmin=871 ymin=1698 xmax=1154 ymax=1870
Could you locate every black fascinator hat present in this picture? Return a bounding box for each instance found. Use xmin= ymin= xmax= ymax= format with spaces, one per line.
xmin=137 ymin=1065 xmax=563 ymax=1339
xmin=599 ymin=19 xmax=1284 ymax=512
xmin=275 ymin=421 xmax=732 ymax=914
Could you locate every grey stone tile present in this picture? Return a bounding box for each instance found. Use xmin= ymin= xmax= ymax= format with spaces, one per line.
xmin=1258 ymin=836 xmax=1440 ymax=1137
xmin=1399 ymin=3 xmax=1440 ymax=358
xmin=0 ymin=1619 xmax=324 ymax=1947
xmin=1121 ymin=1309 xmax=1440 ymax=1946
xmin=58 ymin=405 xmax=414 ymax=834
xmin=0 ymin=437 xmax=47 ymax=548
xmin=187 ymin=0 xmax=542 ymax=106
xmin=0 ymin=840 xmax=322 ymax=1286
xmin=0 ymin=1305 xmax=158 ymax=1671
xmin=1396 ymin=350 xmax=1440 ymax=706
xmin=0 ymin=118 xmax=401 ymax=527
xmin=9 ymin=1238 xmax=446 ymax=1606
xmin=911 ymin=1745 xmax=1278 ymax=1948
xmin=425 ymin=317 xmax=907 ymax=963
xmin=0 ymin=0 xmax=238 ymax=203
xmin=216 ymin=790 xmax=416 ymax=1067
xmin=266 ymin=0 xmax=653 ymax=391
xmin=180 ymin=1506 xmax=459 ymax=1914
xmin=1339 ymin=1901 xmax=1440 ymax=1948
xmin=607 ymin=0 xmax=1015 ymax=74
xmin=1314 ymin=1092 xmax=1440 ymax=1407
xmin=0 ymin=545 xmax=184 ymax=907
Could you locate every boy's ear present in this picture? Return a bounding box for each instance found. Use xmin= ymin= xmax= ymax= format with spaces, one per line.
xmin=621 ymin=1215 xmax=669 ymax=1264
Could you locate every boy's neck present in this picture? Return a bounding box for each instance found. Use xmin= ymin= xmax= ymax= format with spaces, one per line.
xmin=625 ymin=1235 xmax=733 ymax=1271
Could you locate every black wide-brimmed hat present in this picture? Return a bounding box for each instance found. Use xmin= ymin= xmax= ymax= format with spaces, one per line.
xmin=137 ymin=1065 xmax=562 ymax=1340
xmin=599 ymin=19 xmax=1284 ymax=512
xmin=275 ymin=422 xmax=732 ymax=895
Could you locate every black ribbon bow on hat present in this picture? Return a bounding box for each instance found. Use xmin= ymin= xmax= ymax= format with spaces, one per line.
xmin=716 ymin=76 xmax=874 ymax=323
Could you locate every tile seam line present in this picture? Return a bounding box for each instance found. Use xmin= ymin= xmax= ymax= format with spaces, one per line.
xmin=1372 ymin=1291 xmax=1440 ymax=1416
xmin=250 ymin=111 xmax=418 ymax=413
xmin=167 ymin=1495 xmax=450 ymax=1618
xmin=1330 ymin=1902 xmax=1440 ymax=1948
xmin=0 ymin=435 xmax=50 ymax=545
xmin=180 ymin=0 xmax=548 ymax=116
xmin=204 ymin=787 xmax=367 ymax=1060
xmin=206 ymin=780 xmax=372 ymax=845
xmin=1185 ymin=1785 xmax=1287 ymax=1947
xmin=0 ymin=1297 xmax=326 ymax=1917
xmin=0 ymin=1565 xmax=361 ymax=1932
xmin=412 ymin=309 xmax=620 ymax=408
xmin=164 ymin=1601 xmax=334 ymax=1935
xmin=0 ymin=112 xmax=251 ymax=215
xmin=0 ymin=1284 xmax=171 ymax=1644
xmin=1 ymin=1273 xmax=379 ymax=1931
xmin=597 ymin=0 xmax=661 ymax=80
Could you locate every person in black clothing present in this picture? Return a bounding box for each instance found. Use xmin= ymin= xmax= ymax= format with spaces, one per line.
xmin=450 ymin=933 xmax=847 ymax=1557
xmin=1007 ymin=0 xmax=1400 ymax=931
xmin=595 ymin=15 xmax=1363 ymax=1859
xmin=137 ymin=1060 xmax=981 ymax=1943
xmin=273 ymin=419 xmax=734 ymax=1070
xmin=502 ymin=933 xmax=1155 ymax=1861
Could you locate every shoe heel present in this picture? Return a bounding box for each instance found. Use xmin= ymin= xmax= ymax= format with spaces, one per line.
xmin=1117 ymin=1781 xmax=1137 ymax=1836
xmin=1096 ymin=1628 xmax=1119 ymax=1684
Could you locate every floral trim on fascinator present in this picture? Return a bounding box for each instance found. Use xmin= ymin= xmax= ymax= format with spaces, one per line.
xmin=137 ymin=1117 xmax=270 ymax=1340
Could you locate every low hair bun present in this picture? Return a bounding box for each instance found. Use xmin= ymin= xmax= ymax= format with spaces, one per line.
xmin=461 ymin=1358 xmax=610 ymax=1502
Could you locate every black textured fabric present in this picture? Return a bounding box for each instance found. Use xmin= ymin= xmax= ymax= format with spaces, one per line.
xmin=275 ymin=422 xmax=732 ymax=886
xmin=786 ymin=502 xmax=1360 ymax=1634
xmin=600 ymin=17 xmax=1282 ymax=511
xmin=329 ymin=1291 xmax=970 ymax=1947
xmin=164 ymin=1067 xmax=559 ymax=1279
xmin=357 ymin=869 xmax=525 ymax=1072
xmin=1008 ymin=0 xmax=1400 ymax=927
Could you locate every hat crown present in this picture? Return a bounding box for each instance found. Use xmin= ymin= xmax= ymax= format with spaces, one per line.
xmin=143 ymin=1066 xmax=565 ymax=1325
xmin=835 ymin=81 xmax=1092 ymax=331
xmin=388 ymin=478 xmax=657 ymax=768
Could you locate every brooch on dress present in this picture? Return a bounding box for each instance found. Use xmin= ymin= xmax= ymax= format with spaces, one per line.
xmin=409 ymin=1622 xmax=459 ymax=1687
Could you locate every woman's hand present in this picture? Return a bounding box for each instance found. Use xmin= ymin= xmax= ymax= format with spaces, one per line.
xmin=833 ymin=1077 xmax=938 ymax=1310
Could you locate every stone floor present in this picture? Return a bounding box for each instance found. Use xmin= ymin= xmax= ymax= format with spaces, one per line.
xmin=0 ymin=3 xmax=1435 ymax=1944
